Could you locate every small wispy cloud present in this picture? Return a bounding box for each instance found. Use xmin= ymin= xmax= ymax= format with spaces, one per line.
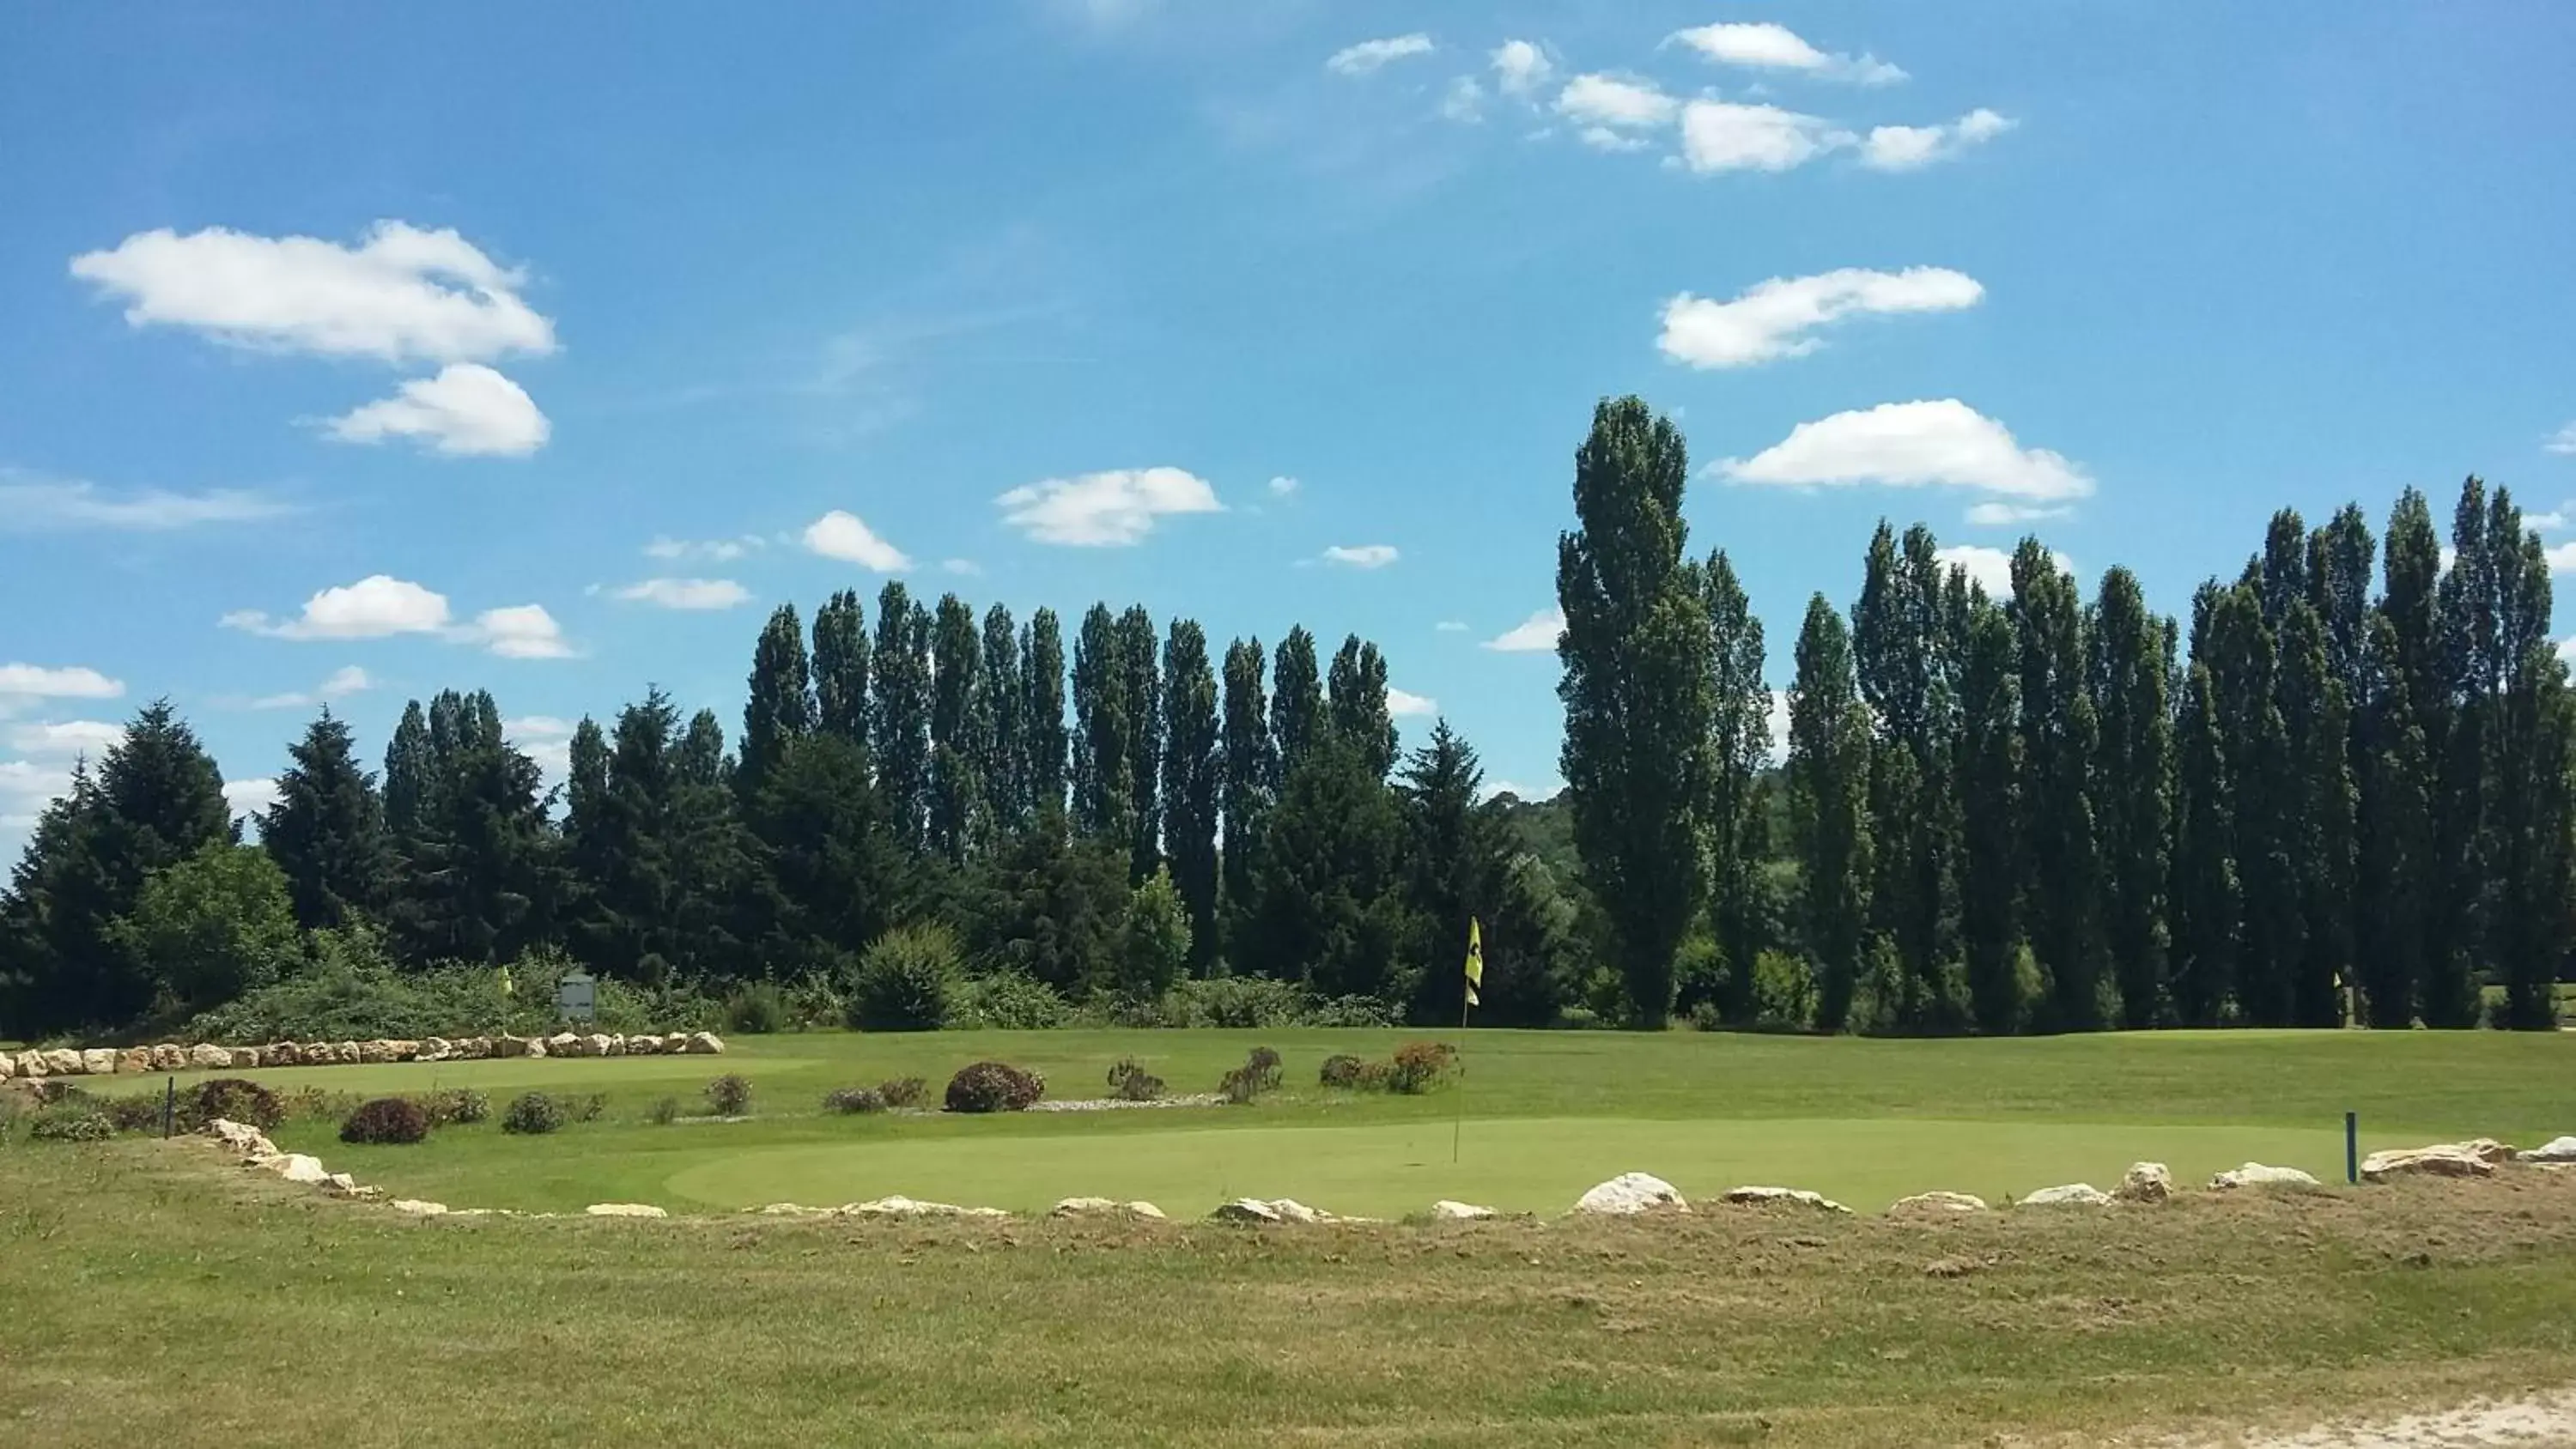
xmin=1327 ymin=33 xmax=1435 ymax=77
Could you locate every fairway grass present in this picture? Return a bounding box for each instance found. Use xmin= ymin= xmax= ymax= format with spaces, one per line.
xmin=83 ymin=1026 xmax=2573 ymax=1217
xmin=5 ymin=1140 xmax=2576 ymax=1447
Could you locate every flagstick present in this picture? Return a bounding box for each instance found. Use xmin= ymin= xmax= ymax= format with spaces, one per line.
xmin=1451 ymin=971 xmax=1469 ymax=1166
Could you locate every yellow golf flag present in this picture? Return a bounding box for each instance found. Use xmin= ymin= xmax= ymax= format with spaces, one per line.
xmin=499 ymin=964 xmax=514 ymax=999
xmin=1463 ymin=917 xmax=1483 ymax=1009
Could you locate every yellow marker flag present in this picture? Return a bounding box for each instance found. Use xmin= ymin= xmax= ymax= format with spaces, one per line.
xmin=499 ymin=964 xmax=514 ymax=999
xmin=1463 ymin=917 xmax=1483 ymax=1009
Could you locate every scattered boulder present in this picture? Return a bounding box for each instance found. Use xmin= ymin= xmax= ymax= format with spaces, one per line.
xmin=265 ymin=1154 xmax=330 ymax=1185
xmin=355 ymin=1040 xmax=391 ymax=1064
xmin=1431 ymin=1200 xmax=1497 ymax=1221
xmin=2362 ymin=1145 xmax=2495 ymax=1182
xmin=256 ymin=1043 xmax=295 ymax=1068
xmin=2516 ymin=1137 xmax=2576 ymax=1165
xmin=2020 ymin=1184 xmax=2113 ymax=1207
xmin=2211 ymin=1162 xmax=2321 ymax=1190
xmin=1050 ymin=1197 xmax=1168 ymax=1220
xmin=417 ymin=1038 xmax=453 ymax=1063
xmin=204 ymin=1119 xmax=280 ymax=1161
xmin=391 ymin=1200 xmax=448 ymax=1217
xmin=334 ymin=1040 xmax=361 ymax=1064
xmin=1574 ymin=1173 xmax=1687 ymax=1216
xmin=0 ymin=1053 xmax=11 ymax=1082
xmin=585 ymin=1034 xmax=616 ymax=1058
xmin=546 ymin=1032 xmax=582 ymax=1058
xmin=2452 ymin=1138 xmax=2518 ymax=1167
xmin=585 ymin=1203 xmax=669 ymax=1219
xmin=845 ymin=1196 xmax=1010 ymax=1219
xmin=684 ymin=1032 xmax=726 ymax=1055
xmin=493 ymin=1035 xmax=532 ymax=1058
xmin=1890 ymin=1191 xmax=1989 ymax=1215
xmin=81 ymin=1049 xmax=119 ymax=1076
xmin=1212 ymin=1197 xmax=1320 ymax=1224
xmin=233 ymin=1045 xmax=265 ymax=1068
xmin=756 ymin=1203 xmax=835 ymax=1218
xmin=1722 ymin=1185 xmax=1852 ymax=1215
xmin=321 ymin=1173 xmax=374 ymax=1198
xmin=623 ymin=1034 xmax=662 ymax=1056
xmin=457 ymin=1036 xmax=492 ymax=1059
xmin=12 ymin=1050 xmax=44 ymax=1079
xmin=44 ymin=1048 xmax=85 ymax=1075
xmin=2113 ymin=1162 xmax=2174 ymax=1204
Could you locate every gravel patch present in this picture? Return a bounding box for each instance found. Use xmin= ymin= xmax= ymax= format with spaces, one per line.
xmin=1028 ymin=1094 xmax=1225 ymax=1113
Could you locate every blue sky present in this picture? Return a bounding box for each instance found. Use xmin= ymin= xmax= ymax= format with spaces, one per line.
xmin=5 ymin=1 xmax=2575 ymax=850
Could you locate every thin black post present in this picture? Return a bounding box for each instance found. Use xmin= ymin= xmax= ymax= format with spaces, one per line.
xmin=2344 ymin=1111 xmax=2358 ymax=1185
xmin=163 ymin=1075 xmax=176 ymax=1138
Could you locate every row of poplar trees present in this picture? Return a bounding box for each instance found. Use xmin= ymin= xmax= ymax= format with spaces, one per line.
xmin=1 ymin=580 xmax=1577 ymax=1036
xmin=1563 ymin=395 xmax=2572 ymax=1032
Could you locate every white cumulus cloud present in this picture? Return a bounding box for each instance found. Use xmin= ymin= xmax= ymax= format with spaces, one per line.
xmin=0 ymin=664 xmax=125 ymax=717
xmin=2543 ymin=542 xmax=2576 ymax=574
xmin=800 ymin=510 xmax=913 ymax=571
xmin=1658 ymin=266 xmax=1983 ymax=369
xmin=471 ymin=604 xmax=574 ymax=659
xmin=225 ymin=575 xmax=452 ymax=640
xmin=1321 ymin=543 xmax=1400 ymax=569
xmin=8 ymin=720 xmax=125 ymax=756
xmin=1720 ymin=400 xmax=2094 ymax=503
xmin=2547 ymin=422 xmax=2576 ymax=456
xmin=645 ymin=535 xmax=763 ymax=561
xmin=1387 ymin=688 xmax=1437 ymax=718
xmin=1679 ymin=99 xmax=1851 ymax=173
xmin=1556 ymin=74 xmax=1680 ymax=131
xmin=1936 ymin=543 xmax=2076 ymax=599
xmin=70 ymin=221 xmax=553 ymax=364
xmin=1485 ymin=606 xmax=1565 ymax=653
xmin=1492 ymin=39 xmax=1554 ymax=96
xmin=1862 ymin=108 xmax=2015 ymax=171
xmin=1965 ymin=500 xmax=2072 ymax=528
xmin=1327 ymin=33 xmax=1434 ymax=76
xmin=325 ymin=363 xmax=549 ymax=457
xmin=1441 ymin=76 xmax=1486 ymax=123
xmin=1267 ymin=475 xmax=1300 ymax=497
xmin=1668 ymin=21 xmax=1905 ymax=85
xmin=223 ymin=778 xmax=281 ymax=822
xmin=996 ymin=467 xmax=1222 ymax=547
xmin=1481 ymin=777 xmax=1564 ymax=803
xmin=613 ymin=578 xmax=752 ymax=610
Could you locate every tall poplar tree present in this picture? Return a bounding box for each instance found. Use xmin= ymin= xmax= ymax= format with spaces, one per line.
xmin=2278 ymin=599 xmax=2354 ymax=1026
xmin=2354 ymin=614 xmax=2429 ymax=1026
xmin=1789 ymin=595 xmax=1871 ymax=1031
xmin=1555 ymin=397 xmax=1712 ymax=1029
xmin=2011 ymin=542 xmax=2105 ymax=1030
xmin=1853 ymin=522 xmax=1962 ymax=1027
xmin=1220 ymin=636 xmax=1277 ymax=949
xmin=977 ymin=603 xmax=1026 ymax=834
xmin=1271 ymin=626 xmax=1325 ymax=773
xmin=812 ymin=589 xmax=870 ymax=749
xmin=1160 ymin=619 xmax=1222 ymax=970
xmin=2207 ymin=579 xmax=2301 ymax=1025
xmin=927 ymin=592 xmax=986 ymax=863
xmin=870 ymin=582 xmax=932 ymax=852
xmin=2170 ymin=652 xmax=2239 ymax=1027
xmin=1327 ymin=635 xmax=1397 ymax=781
xmin=1071 ymin=603 xmax=1133 ymax=843
xmin=1021 ymin=607 xmax=1069 ymax=820
xmin=740 ymin=603 xmax=812 ymax=797
xmin=1956 ymin=589 xmax=2026 ymax=1032
xmin=1118 ymin=604 xmax=1163 ymax=881
xmin=2485 ymin=492 xmax=2570 ymax=1028
xmin=1703 ymin=550 xmax=1771 ymax=1024
xmin=2087 ymin=566 xmax=2174 ymax=1027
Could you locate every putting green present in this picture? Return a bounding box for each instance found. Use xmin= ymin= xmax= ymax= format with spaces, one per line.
xmin=664 ymin=1114 xmax=2347 ymax=1217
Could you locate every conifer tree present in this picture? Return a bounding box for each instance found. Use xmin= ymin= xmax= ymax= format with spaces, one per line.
xmin=260 ymin=709 xmax=394 ymax=931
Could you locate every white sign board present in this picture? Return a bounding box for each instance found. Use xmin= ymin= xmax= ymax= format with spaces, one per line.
xmin=557 ymin=972 xmax=596 ymax=1023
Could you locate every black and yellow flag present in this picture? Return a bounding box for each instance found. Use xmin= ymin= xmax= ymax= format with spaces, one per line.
xmin=1463 ymin=917 xmax=1483 ymax=1009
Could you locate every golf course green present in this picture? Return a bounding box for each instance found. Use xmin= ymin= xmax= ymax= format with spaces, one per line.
xmin=92 ymin=1026 xmax=2575 ymax=1217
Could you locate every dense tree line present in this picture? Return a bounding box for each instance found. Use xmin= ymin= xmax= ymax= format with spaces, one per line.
xmin=1559 ymin=396 xmax=2572 ymax=1034
xmin=0 ymin=586 xmax=1580 ymax=1039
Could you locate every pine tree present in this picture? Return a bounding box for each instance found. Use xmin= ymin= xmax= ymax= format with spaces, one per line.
xmin=977 ymin=603 xmax=1027 ymax=834
xmin=1220 ymin=636 xmax=1277 ymax=954
xmin=1327 ymin=634 xmax=1396 ymax=781
xmin=1956 ymin=588 xmax=2026 ymax=1033
xmin=1243 ymin=732 xmax=1413 ymax=1000
xmin=2010 ymin=543 xmax=2106 ymax=1030
xmin=813 ymin=589 xmax=871 ymax=749
xmin=740 ymin=603 xmax=812 ymax=796
xmin=1789 ymin=595 xmax=1871 ymax=1031
xmin=1703 ymin=550 xmax=1771 ymax=1024
xmin=260 ymin=709 xmax=394 ymax=931
xmin=870 ymin=582 xmax=933 ymax=852
xmin=1070 ymin=603 xmax=1133 ymax=843
xmin=1159 ymin=619 xmax=1222 ymax=972
xmin=1021 ymin=607 xmax=1069 ymax=818
xmin=1397 ymin=718 xmax=1511 ymax=1023
xmin=2087 ymin=567 xmax=2174 ymax=1027
xmin=387 ymin=693 xmax=555 ymax=967
xmin=1556 ymin=397 xmax=1713 ymax=1030
xmin=745 ymin=731 xmax=909 ymax=969
xmin=927 ymin=592 xmax=987 ymax=863
xmin=383 ymin=700 xmax=434 ymax=848
xmin=1118 ymin=604 xmax=1163 ymax=882
xmin=1271 ymin=626 xmax=1326 ymax=773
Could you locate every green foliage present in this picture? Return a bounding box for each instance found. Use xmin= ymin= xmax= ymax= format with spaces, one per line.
xmin=1112 ymin=870 xmax=1192 ymax=1001
xmin=961 ymin=821 xmax=1127 ymax=995
xmin=723 ymin=982 xmax=789 ymax=1035
xmin=1382 ymin=1040 xmax=1457 ymax=1094
xmin=943 ymin=1060 xmax=1043 ymax=1113
xmin=500 ymin=1093 xmax=562 ymax=1136
xmin=1161 ymin=620 xmax=1223 ymax=968
xmin=105 ymin=1093 xmax=167 ymax=1134
xmin=848 ymin=924 xmax=961 ymax=1031
xmin=28 ymin=1106 xmax=115 ymax=1142
xmin=1317 ymin=1053 xmax=1364 ymax=1088
xmin=1241 ymin=733 xmax=1414 ymax=1002
xmin=823 ymin=1085 xmax=887 ymax=1114
xmin=340 ymin=1097 xmax=430 ymax=1145
xmin=1751 ymin=950 xmax=1818 ymax=1034
xmin=1789 ymin=595 xmax=1872 ymax=1032
xmin=948 ymin=972 xmax=1068 ymax=1030
xmin=703 ymin=1074 xmax=753 ymax=1117
xmin=647 ymin=1096 xmax=680 ymax=1125
xmin=1218 ymin=1046 xmax=1282 ymax=1105
xmin=871 ymin=583 xmax=933 ymax=853
xmin=878 ymin=1076 xmax=927 ymax=1109
xmin=278 ymin=1086 xmax=364 ymax=1125
xmin=419 ymin=1088 xmax=489 ymax=1127
xmin=184 ymin=1077 xmax=283 ymax=1132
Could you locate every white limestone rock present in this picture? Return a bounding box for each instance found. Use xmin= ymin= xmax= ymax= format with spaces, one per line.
xmin=1722 ymin=1185 xmax=1852 ymax=1215
xmin=1889 ymin=1191 xmax=1990 ymax=1215
xmin=1573 ymin=1173 xmax=1688 ymax=1216
xmin=585 ymin=1203 xmax=670 ymax=1219
xmin=2211 ymin=1162 xmax=2321 ymax=1190
xmin=2113 ymin=1162 xmax=2174 ymax=1204
xmin=2516 ymin=1136 xmax=2576 ymax=1165
xmin=2362 ymin=1145 xmax=2494 ymax=1182
xmin=1050 ymin=1197 xmax=1168 ymax=1220
xmin=2020 ymin=1184 xmax=2113 ymax=1207
xmin=1430 ymin=1200 xmax=1497 ymax=1221
xmin=391 ymin=1199 xmax=449 ymax=1216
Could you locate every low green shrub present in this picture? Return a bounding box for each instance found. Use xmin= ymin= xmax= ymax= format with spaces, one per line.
xmin=647 ymin=1096 xmax=680 ymax=1125
xmin=1384 ymin=1041 xmax=1457 ymax=1094
xmin=1218 ymin=1046 xmax=1283 ymax=1106
xmin=877 ymin=1076 xmax=927 ymax=1109
xmin=500 ymin=1092 xmax=562 ymax=1136
xmin=28 ymin=1107 xmax=113 ymax=1142
xmin=848 ymin=925 xmax=961 ymax=1032
xmin=722 ymin=982 xmax=789 ymax=1035
xmin=105 ymin=1094 xmax=169 ymax=1133
xmin=950 ymin=972 xmax=1070 ymax=1030
xmin=823 ymin=1086 xmax=887 ymax=1114
xmin=1106 ymin=1058 xmax=1164 ymax=1101
xmin=340 ymin=1097 xmax=430 ymax=1145
xmin=183 ymin=1077 xmax=283 ymax=1132
xmin=1318 ymin=1053 xmax=1365 ymax=1088
xmin=278 ymin=1086 xmax=364 ymax=1124
xmin=781 ymin=973 xmax=847 ymax=1031
xmin=417 ymin=1088 xmax=489 ymax=1127
xmin=944 ymin=1061 xmax=1044 ymax=1113
xmin=704 ymin=1075 xmax=753 ymax=1117
xmin=568 ymin=1093 xmax=607 ymax=1124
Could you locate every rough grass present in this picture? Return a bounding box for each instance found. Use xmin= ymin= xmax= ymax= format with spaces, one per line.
xmin=65 ymin=1027 xmax=2576 ymax=1217
xmin=2 ymin=1140 xmax=2574 ymax=1446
